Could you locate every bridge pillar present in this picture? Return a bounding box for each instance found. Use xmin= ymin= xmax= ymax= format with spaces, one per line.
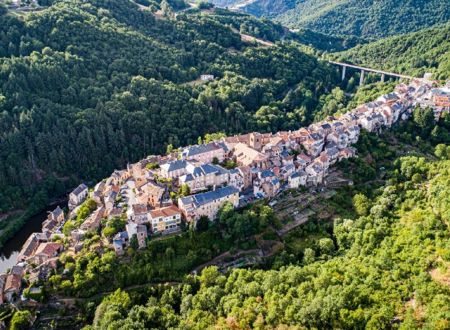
xmin=341 ymin=66 xmax=346 ymax=81
xmin=381 ymin=73 xmax=385 ymax=83
xmin=359 ymin=70 xmax=365 ymax=86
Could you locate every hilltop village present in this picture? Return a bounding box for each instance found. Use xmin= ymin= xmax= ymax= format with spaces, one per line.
xmin=0 ymin=77 xmax=449 ymax=304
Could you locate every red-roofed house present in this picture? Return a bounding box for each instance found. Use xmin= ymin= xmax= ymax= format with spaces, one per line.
xmin=28 ymin=242 xmax=64 ymax=265
xmin=4 ymin=274 xmax=21 ymax=302
xmin=149 ymin=205 xmax=182 ymax=234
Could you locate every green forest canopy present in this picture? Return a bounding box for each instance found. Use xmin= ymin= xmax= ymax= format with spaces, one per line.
xmin=0 ymin=0 xmax=340 ymax=215
xmin=236 ymin=0 xmax=450 ymax=39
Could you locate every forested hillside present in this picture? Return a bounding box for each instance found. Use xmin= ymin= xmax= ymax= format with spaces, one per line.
xmin=212 ymin=0 xmax=295 ymax=17
xmin=332 ymin=24 xmax=450 ymax=80
xmin=212 ymin=0 xmax=450 ymax=39
xmin=85 ymin=140 xmax=450 ymax=329
xmin=277 ymin=0 xmax=450 ymax=38
xmin=211 ymin=8 xmax=360 ymax=52
xmin=0 ymin=1 xmax=338 ymax=219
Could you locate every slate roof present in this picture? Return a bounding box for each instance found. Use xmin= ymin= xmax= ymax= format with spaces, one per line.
xmin=10 ymin=265 xmax=24 ymax=276
xmin=136 ymin=225 xmax=147 ymax=234
xmin=280 ymin=150 xmax=289 ymax=158
xmin=346 ymin=125 xmax=360 ymax=132
xmin=384 ymin=92 xmax=400 ymax=101
xmin=105 ymin=191 xmax=117 ymax=201
xmin=307 ymin=163 xmax=323 ymax=175
xmin=182 ymin=143 xmax=222 ymax=157
xmin=161 ymin=160 xmax=187 ymax=172
xmin=392 ymin=102 xmax=404 ymax=111
xmin=260 ymin=170 xmax=275 ymax=179
xmin=290 ymin=172 xmax=300 ymax=179
xmin=282 ymin=164 xmax=295 ymax=172
xmin=180 ymin=186 xmax=239 ymax=207
xmin=332 ymin=121 xmax=344 ymax=128
xmin=180 ymin=164 xmax=228 ymax=182
xmin=325 ymin=147 xmax=339 ymax=157
xmin=325 ymin=140 xmax=338 ymax=149
xmin=180 ymin=174 xmax=194 ymax=183
xmin=217 ymin=141 xmax=229 ymax=153
xmin=309 ymin=133 xmax=323 ymax=141
xmin=50 ymin=206 xmax=63 ymax=219
xmin=113 ymin=231 xmax=129 ymax=244
xmin=320 ymin=123 xmax=332 ymax=130
xmin=72 ymin=183 xmax=88 ymax=196
xmin=18 ymin=233 xmax=42 ymax=260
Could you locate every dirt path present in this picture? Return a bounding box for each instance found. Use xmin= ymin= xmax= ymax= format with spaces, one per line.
xmin=277 ymin=209 xmax=315 ymax=236
xmin=240 ymin=33 xmax=274 ymax=47
xmin=230 ymin=27 xmax=275 ymax=47
xmin=54 ymin=281 xmax=180 ymax=305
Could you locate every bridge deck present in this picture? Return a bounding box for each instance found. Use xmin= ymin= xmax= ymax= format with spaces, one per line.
xmin=329 ymin=61 xmax=413 ymax=79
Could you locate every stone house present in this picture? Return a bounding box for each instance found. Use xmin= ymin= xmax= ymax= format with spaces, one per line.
xmin=127 ymin=204 xmax=149 ymax=224
xmin=68 ymin=183 xmax=88 ymax=210
xmin=160 ymin=160 xmax=188 ymax=179
xmin=126 ymin=223 xmax=148 ymax=249
xmin=262 ymin=178 xmax=280 ymax=198
xmin=288 ymin=170 xmax=307 ymax=189
xmin=305 ymin=163 xmax=325 ymax=186
xmin=4 ymin=274 xmax=21 ymax=302
xmin=28 ymin=242 xmax=64 ymax=265
xmin=228 ymin=169 xmax=245 ymax=191
xmin=80 ymin=207 xmax=104 ymax=231
xmin=113 ymin=231 xmax=129 ymax=255
xmin=233 ymin=143 xmax=269 ymax=168
xmin=178 ymin=186 xmax=239 ymax=222
xmin=181 ymin=142 xmax=226 ymax=164
xmin=17 ymin=233 xmax=48 ymax=262
xmin=345 ymin=125 xmax=360 ymax=144
xmin=137 ymin=181 xmax=165 ymax=208
xmin=179 ymin=164 xmax=229 ymax=193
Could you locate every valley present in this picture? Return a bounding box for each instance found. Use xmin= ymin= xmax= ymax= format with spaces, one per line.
xmin=210 ymin=0 xmax=450 ymax=39
xmin=0 ymin=0 xmax=448 ymax=329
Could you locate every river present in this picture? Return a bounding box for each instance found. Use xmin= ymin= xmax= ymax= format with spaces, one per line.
xmin=0 ymin=202 xmax=66 ymax=273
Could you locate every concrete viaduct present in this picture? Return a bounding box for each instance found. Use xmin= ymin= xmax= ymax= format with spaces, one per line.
xmin=329 ymin=61 xmax=414 ymax=86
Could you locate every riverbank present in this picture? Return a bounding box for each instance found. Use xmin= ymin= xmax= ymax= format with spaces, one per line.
xmin=0 ymin=197 xmax=67 ymax=251
xmin=0 ymin=199 xmax=67 ymax=273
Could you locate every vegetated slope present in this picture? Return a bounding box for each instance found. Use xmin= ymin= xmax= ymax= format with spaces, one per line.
xmin=89 ymin=147 xmax=450 ymax=329
xmin=278 ymin=0 xmax=450 ymax=39
xmin=212 ymin=0 xmax=296 ymax=17
xmin=209 ymin=0 xmax=247 ymax=8
xmin=0 ymin=1 xmax=338 ymax=215
xmin=211 ymin=8 xmax=359 ymax=52
xmin=222 ymin=0 xmax=450 ymax=39
xmin=291 ymin=27 xmax=361 ymax=52
xmin=333 ymin=24 xmax=450 ymax=80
